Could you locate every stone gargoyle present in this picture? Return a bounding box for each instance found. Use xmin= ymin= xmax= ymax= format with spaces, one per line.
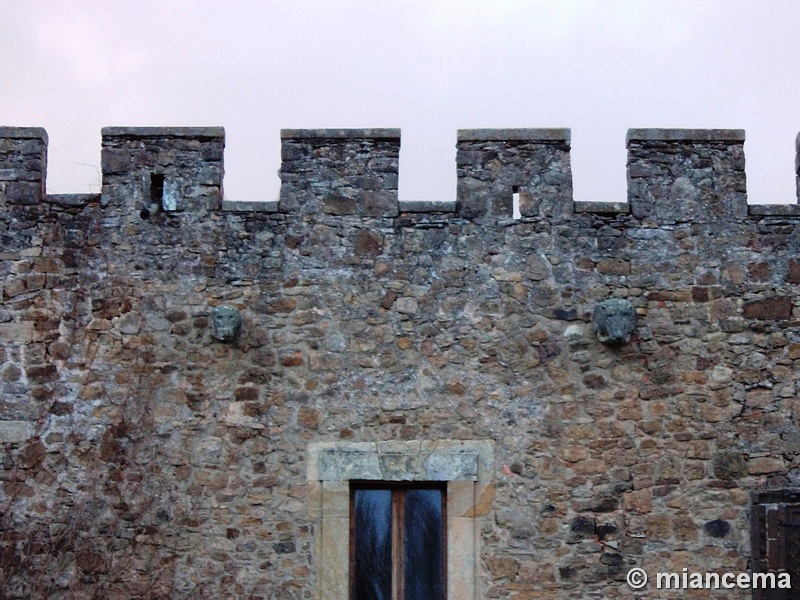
xmin=211 ymin=305 xmax=242 ymax=342
xmin=592 ymin=298 xmax=636 ymax=345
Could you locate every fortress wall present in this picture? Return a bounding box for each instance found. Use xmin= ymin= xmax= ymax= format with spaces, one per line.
xmin=1 ymin=126 xmax=800 ymax=597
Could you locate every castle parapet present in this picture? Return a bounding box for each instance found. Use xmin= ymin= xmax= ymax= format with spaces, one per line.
xmin=626 ymin=128 xmax=747 ymax=223
xmin=456 ymin=128 xmax=572 ymax=220
xmin=7 ymin=125 xmax=800 ymax=222
xmin=0 ymin=127 xmax=47 ymax=206
xmin=100 ymin=127 xmax=224 ymax=216
xmin=279 ymin=128 xmax=400 ymax=217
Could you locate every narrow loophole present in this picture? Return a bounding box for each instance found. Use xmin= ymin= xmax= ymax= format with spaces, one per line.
xmin=150 ymin=173 xmax=165 ymax=204
xmin=512 ymin=187 xmax=521 ymax=219
xmin=141 ymin=173 xmax=165 ymax=219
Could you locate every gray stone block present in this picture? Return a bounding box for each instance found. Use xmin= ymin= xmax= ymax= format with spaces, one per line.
xmin=0 ymin=421 xmax=31 ymax=443
xmin=423 ymin=453 xmax=478 ymax=481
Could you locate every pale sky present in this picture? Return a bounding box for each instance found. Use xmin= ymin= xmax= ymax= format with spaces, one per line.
xmin=2 ymin=1 xmax=799 ymax=204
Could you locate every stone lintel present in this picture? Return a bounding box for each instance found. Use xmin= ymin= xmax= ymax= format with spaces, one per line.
xmin=748 ymin=204 xmax=800 ymax=216
xmin=752 ymin=488 xmax=800 ymax=505
xmin=280 ymin=128 xmax=401 ymax=140
xmin=102 ymin=126 xmax=225 ymax=139
xmin=309 ymin=440 xmax=493 ymax=483
xmin=0 ymin=421 xmax=32 ymax=443
xmin=399 ymin=200 xmax=457 ymax=213
xmin=0 ymin=127 xmax=48 ymax=142
xmin=627 ymin=128 xmax=745 ymax=146
xmin=574 ymin=201 xmax=631 ymax=214
xmin=458 ymin=128 xmax=570 ymax=143
xmin=222 ymin=200 xmax=279 ymax=213
xmin=317 ymin=449 xmax=477 ymax=481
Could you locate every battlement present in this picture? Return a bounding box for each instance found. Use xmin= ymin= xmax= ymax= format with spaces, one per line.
xmin=2 ymin=126 xmax=800 ymax=220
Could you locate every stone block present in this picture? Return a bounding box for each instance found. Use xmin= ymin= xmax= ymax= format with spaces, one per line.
xmin=447 ymin=516 xmax=476 ymax=600
xmin=4 ymin=181 xmax=42 ymax=205
xmin=424 ymin=452 xmax=478 ymax=481
xmin=320 ymin=517 xmax=349 ymax=599
xmin=0 ymin=421 xmax=31 ymax=443
xmin=0 ymin=322 xmax=33 ymax=344
xmin=318 ymin=449 xmax=381 ymax=481
xmin=743 ymin=297 xmax=793 ymax=320
xmin=321 ymin=481 xmax=349 ymax=518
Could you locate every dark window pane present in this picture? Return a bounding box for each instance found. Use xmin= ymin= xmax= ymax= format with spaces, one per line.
xmin=404 ymin=489 xmax=444 ymax=600
xmin=353 ymin=489 xmax=393 ymax=600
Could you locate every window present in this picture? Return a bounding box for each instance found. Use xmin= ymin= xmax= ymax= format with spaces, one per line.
xmin=351 ymin=483 xmax=446 ymax=600
xmin=307 ymin=440 xmax=494 ymax=600
xmin=752 ymin=488 xmax=800 ymax=598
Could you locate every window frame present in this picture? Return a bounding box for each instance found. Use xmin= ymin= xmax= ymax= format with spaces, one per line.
xmin=307 ymin=440 xmax=494 ymax=600
xmin=751 ymin=488 xmax=800 ymax=599
xmin=349 ymin=481 xmax=448 ymax=600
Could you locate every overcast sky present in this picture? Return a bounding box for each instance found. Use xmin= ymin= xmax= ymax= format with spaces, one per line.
xmin=2 ymin=1 xmax=799 ymax=204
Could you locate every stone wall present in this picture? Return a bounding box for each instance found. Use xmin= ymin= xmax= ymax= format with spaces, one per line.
xmin=2 ymin=125 xmax=800 ymax=598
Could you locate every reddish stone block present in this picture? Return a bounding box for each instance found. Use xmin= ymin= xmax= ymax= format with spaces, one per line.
xmin=787 ymin=259 xmax=800 ymax=284
xmin=743 ymin=297 xmax=792 ymax=320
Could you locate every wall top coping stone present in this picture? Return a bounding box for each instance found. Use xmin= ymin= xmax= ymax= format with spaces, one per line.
xmin=280 ymin=128 xmax=401 ymax=140
xmin=626 ymin=128 xmax=746 ymax=145
xmin=457 ymin=128 xmax=571 ymax=143
xmin=0 ymin=127 xmax=48 ymax=142
xmin=101 ymin=126 xmax=225 ymax=139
